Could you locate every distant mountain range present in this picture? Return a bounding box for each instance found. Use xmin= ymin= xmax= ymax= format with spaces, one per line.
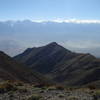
xmin=14 ymin=42 xmax=100 ymax=86
xmin=0 ymin=20 xmax=100 ymax=57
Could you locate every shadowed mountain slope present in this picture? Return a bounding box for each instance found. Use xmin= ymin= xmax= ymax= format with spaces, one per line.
xmin=51 ymin=54 xmax=100 ymax=86
xmin=14 ymin=42 xmax=78 ymax=74
xmin=14 ymin=42 xmax=100 ymax=86
xmin=0 ymin=51 xmax=48 ymax=83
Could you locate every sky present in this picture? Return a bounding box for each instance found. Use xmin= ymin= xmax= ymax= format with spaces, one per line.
xmin=0 ymin=0 xmax=100 ymax=57
xmin=0 ymin=0 xmax=100 ymax=21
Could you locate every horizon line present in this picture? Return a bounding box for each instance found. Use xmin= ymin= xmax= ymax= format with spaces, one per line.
xmin=1 ymin=19 xmax=100 ymax=24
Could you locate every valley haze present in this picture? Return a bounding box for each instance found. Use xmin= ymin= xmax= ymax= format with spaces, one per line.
xmin=0 ymin=20 xmax=100 ymax=57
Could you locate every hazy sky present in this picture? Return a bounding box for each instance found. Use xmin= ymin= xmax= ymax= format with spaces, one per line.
xmin=0 ymin=0 xmax=100 ymax=57
xmin=0 ymin=0 xmax=100 ymax=21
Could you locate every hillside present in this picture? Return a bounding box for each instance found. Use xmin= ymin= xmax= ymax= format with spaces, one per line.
xmin=0 ymin=51 xmax=48 ymax=84
xmin=14 ymin=42 xmax=100 ymax=86
xmin=14 ymin=42 xmax=78 ymax=74
xmin=51 ymin=54 xmax=100 ymax=86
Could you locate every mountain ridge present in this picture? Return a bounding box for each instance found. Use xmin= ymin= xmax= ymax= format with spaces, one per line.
xmin=14 ymin=42 xmax=78 ymax=74
xmin=0 ymin=51 xmax=49 ymax=84
xmin=14 ymin=42 xmax=100 ymax=86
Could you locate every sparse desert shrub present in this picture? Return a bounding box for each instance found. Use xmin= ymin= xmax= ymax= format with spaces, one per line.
xmin=9 ymin=94 xmax=14 ymax=99
xmin=93 ymin=90 xmax=100 ymax=100
xmin=0 ymin=81 xmax=17 ymax=93
xmin=92 ymin=94 xmax=98 ymax=100
xmin=39 ymin=90 xmax=45 ymax=93
xmin=68 ymin=96 xmax=79 ymax=100
xmin=65 ymin=86 xmax=74 ymax=91
xmin=55 ymin=85 xmax=64 ymax=90
xmin=47 ymin=86 xmax=56 ymax=91
xmin=58 ymin=94 xmax=65 ymax=98
xmin=15 ymin=81 xmax=23 ymax=86
xmin=27 ymin=94 xmax=43 ymax=100
xmin=87 ymin=85 xmax=96 ymax=90
xmin=41 ymin=87 xmax=47 ymax=90
xmin=95 ymin=90 xmax=100 ymax=96
xmin=89 ymin=90 xmax=95 ymax=94
xmin=18 ymin=88 xmax=28 ymax=93
xmin=33 ymin=83 xmax=45 ymax=88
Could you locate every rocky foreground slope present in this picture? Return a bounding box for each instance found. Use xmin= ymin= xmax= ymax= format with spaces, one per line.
xmin=0 ymin=81 xmax=99 ymax=100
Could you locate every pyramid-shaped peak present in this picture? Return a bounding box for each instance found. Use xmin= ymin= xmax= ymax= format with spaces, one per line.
xmin=46 ymin=42 xmax=71 ymax=52
xmin=47 ymin=42 xmax=59 ymax=46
